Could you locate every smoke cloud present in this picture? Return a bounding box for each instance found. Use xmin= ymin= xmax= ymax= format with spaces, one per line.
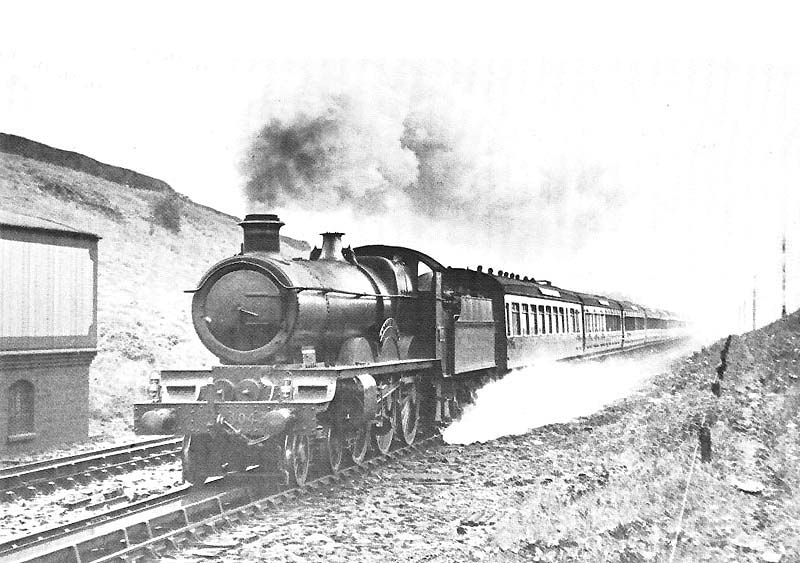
xmin=241 ymin=85 xmax=625 ymax=261
xmin=242 ymin=94 xmax=418 ymax=213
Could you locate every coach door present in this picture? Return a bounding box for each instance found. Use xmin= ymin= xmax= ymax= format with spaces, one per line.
xmin=452 ymin=296 xmax=496 ymax=374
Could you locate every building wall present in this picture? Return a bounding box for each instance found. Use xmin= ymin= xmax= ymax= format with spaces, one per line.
xmin=0 ymin=221 xmax=98 ymax=455
xmin=0 ymin=351 xmax=93 ymax=454
xmin=0 ymin=228 xmax=98 ymax=352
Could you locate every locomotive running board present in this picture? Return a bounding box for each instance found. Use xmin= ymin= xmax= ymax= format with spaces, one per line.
xmin=134 ymin=359 xmax=440 ymax=436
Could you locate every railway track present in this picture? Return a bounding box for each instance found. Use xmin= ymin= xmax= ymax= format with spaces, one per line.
xmin=0 ymin=342 xmax=685 ymax=563
xmin=0 ymin=436 xmax=182 ymax=501
xmin=1 ymin=433 xmax=442 ymax=563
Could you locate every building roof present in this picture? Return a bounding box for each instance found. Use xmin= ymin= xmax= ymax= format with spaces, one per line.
xmin=0 ymin=210 xmax=99 ymax=240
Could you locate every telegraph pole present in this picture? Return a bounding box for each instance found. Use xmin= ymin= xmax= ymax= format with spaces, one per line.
xmin=782 ymin=232 xmax=787 ymax=318
xmin=753 ymin=276 xmax=757 ymax=331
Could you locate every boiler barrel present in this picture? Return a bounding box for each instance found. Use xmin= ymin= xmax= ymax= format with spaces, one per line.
xmin=191 ymin=255 xmax=391 ymax=364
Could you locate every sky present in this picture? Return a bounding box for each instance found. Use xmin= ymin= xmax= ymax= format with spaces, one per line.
xmin=2 ymin=2 xmax=800 ymax=341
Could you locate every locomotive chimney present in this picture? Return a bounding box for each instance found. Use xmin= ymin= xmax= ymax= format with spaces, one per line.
xmin=239 ymin=213 xmax=284 ymax=254
xmin=319 ymin=232 xmax=345 ymax=261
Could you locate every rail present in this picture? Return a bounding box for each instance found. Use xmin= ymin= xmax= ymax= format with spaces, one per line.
xmin=2 ymin=434 xmax=442 ymax=563
xmin=1 ymin=437 xmax=182 ymax=501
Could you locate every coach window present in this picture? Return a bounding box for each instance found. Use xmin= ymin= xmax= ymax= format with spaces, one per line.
xmin=560 ymin=307 xmax=566 ymax=333
xmin=8 ymin=380 xmax=34 ymax=440
xmin=511 ymin=303 xmax=522 ymax=336
xmin=522 ymin=304 xmax=530 ymax=335
xmin=531 ymin=305 xmax=538 ymax=334
xmin=538 ymin=305 xmax=545 ymax=334
xmin=545 ymin=306 xmax=552 ymax=333
xmin=505 ymin=304 xmax=511 ymax=336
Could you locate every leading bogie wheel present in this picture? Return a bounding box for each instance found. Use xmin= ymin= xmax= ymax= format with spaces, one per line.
xmin=285 ymin=433 xmax=311 ymax=487
xmin=399 ymin=380 xmax=420 ymax=445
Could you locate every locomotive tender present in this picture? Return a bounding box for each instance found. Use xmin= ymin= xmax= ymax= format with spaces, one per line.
xmin=134 ymin=214 xmax=685 ymax=485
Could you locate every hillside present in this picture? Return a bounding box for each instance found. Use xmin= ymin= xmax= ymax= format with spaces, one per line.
xmin=0 ymin=143 xmax=309 ymax=440
xmin=0 ymin=133 xmax=173 ymax=193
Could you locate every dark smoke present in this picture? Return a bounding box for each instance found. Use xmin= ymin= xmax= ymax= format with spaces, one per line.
xmin=244 ymin=113 xmax=338 ymax=206
xmin=241 ymin=92 xmax=623 ymax=252
xmin=242 ymin=95 xmax=477 ymax=216
xmin=242 ymin=94 xmax=417 ymax=213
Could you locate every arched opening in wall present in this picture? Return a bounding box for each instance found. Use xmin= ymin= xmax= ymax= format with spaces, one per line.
xmin=8 ymin=380 xmax=35 ymax=441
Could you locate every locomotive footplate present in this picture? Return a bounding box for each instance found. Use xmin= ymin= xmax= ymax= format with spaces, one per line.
xmin=133 ymin=359 xmax=438 ymax=437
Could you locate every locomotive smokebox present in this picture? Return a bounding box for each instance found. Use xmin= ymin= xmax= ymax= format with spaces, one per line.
xmin=240 ymin=213 xmax=284 ymax=254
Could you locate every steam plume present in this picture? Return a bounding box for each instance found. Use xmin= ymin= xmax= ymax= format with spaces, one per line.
xmin=443 ymin=349 xmax=687 ymax=445
xmin=241 ymin=88 xmax=624 ymax=255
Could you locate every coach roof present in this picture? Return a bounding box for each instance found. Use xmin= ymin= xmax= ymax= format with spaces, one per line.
xmin=493 ymin=275 xmax=582 ymax=304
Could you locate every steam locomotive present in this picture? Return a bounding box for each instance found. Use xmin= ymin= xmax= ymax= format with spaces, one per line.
xmin=134 ymin=214 xmax=685 ymax=485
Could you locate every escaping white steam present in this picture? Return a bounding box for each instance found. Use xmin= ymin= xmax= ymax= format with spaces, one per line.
xmin=443 ymin=351 xmax=683 ymax=445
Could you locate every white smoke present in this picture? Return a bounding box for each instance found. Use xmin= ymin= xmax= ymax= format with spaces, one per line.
xmin=443 ymin=349 xmax=687 ymax=445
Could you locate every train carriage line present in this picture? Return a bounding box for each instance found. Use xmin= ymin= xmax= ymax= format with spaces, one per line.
xmin=135 ymin=214 xmax=687 ymax=486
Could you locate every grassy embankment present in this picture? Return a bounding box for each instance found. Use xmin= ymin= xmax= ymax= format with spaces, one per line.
xmin=494 ymin=313 xmax=800 ymax=562
xmin=0 ymin=151 xmax=307 ymax=441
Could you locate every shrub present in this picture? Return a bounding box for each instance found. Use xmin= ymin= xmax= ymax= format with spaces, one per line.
xmin=150 ymin=193 xmax=183 ymax=233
